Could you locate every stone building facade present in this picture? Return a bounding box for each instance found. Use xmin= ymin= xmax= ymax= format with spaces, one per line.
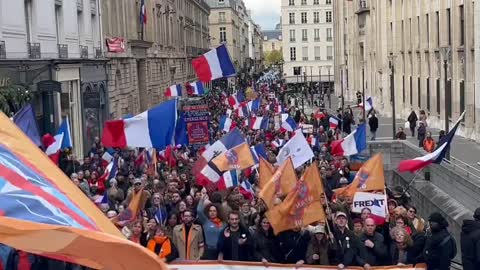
xmin=281 ymin=0 xmax=335 ymax=85
xmin=334 ymin=0 xmax=479 ymax=140
xmin=101 ymin=0 xmax=210 ymax=119
xmin=0 ymin=0 xmax=106 ymax=158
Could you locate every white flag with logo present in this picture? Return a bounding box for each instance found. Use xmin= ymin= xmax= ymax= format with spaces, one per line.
xmin=276 ymin=129 xmax=314 ymax=168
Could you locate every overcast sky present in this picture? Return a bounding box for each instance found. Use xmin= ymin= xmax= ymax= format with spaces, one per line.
xmin=244 ymin=0 xmax=281 ymax=30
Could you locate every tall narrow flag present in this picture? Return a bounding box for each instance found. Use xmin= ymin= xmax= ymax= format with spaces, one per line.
xmin=259 ymin=158 xmax=297 ymax=210
xmin=258 ymin=157 xmax=275 ymax=189
xmin=13 ymin=104 xmax=42 ymax=147
xmin=192 ymin=44 xmax=236 ymax=82
xmin=398 ymin=111 xmax=465 ymax=172
xmin=102 ymin=99 xmax=177 ymax=150
xmin=0 ymin=112 xmax=166 ymax=269
xmin=165 ymin=84 xmax=183 ymax=97
xmin=140 ymin=0 xmax=147 ymax=25
xmin=359 ymin=96 xmax=373 ymax=112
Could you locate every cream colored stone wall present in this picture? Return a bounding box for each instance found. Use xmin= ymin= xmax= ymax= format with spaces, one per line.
xmin=334 ymin=0 xmax=478 ymax=140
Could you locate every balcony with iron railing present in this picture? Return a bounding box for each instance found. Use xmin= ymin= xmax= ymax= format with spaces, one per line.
xmin=356 ymin=0 xmax=370 ymax=14
xmin=0 ymin=41 xmax=5 ymax=59
xmin=80 ymin=45 xmax=88 ymax=59
xmin=58 ymin=44 xmax=68 ymax=58
xmin=28 ymin=42 xmax=41 ymax=59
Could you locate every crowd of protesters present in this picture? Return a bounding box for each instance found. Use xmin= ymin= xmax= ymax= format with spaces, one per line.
xmin=1 ymin=71 xmax=479 ymax=270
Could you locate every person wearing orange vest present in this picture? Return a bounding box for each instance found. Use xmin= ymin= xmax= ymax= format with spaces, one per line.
xmin=147 ymin=226 xmax=178 ymax=262
xmin=423 ymin=132 xmax=436 ymax=153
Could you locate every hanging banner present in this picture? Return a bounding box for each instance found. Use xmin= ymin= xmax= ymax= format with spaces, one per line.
xmin=183 ymin=99 xmax=210 ymax=148
xmin=169 ymin=261 xmax=427 ymax=270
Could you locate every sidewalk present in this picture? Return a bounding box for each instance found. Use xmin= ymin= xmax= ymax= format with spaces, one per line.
xmin=307 ymin=94 xmax=480 ymax=167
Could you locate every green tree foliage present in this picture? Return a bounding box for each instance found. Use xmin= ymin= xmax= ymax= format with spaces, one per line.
xmin=264 ymin=50 xmax=283 ymax=67
xmin=0 ymin=84 xmax=33 ymax=115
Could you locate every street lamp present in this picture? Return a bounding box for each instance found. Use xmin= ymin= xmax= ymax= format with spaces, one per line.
xmin=361 ymin=61 xmax=366 ymax=122
xmin=327 ymin=65 xmax=332 ymax=109
xmin=388 ymin=53 xmax=397 ymax=139
xmin=440 ymin=46 xmax=451 ymax=159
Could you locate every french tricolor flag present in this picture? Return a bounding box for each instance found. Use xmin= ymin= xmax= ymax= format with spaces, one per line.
xmin=219 ymin=115 xmax=236 ymax=132
xmin=236 ymin=103 xmax=249 ymax=118
xmin=102 ymin=99 xmax=177 ymax=149
xmin=329 ymin=116 xmax=339 ymax=129
xmin=165 ymin=84 xmax=182 ymax=97
xmin=249 ymin=117 xmax=269 ymax=130
xmin=240 ymin=180 xmax=255 ymax=200
xmin=281 ymin=113 xmax=297 ymax=132
xmin=398 ymin=112 xmax=465 ymax=172
xmin=192 ymin=44 xmax=236 ymax=83
xmin=331 ymin=124 xmax=367 ymax=156
xmin=250 ymin=144 xmax=268 ymax=164
xmin=359 ymin=96 xmax=374 ymax=112
xmin=248 ymin=98 xmax=261 ymax=113
xmin=218 ymin=170 xmax=239 ymax=190
xmin=188 ymin=81 xmax=205 ymax=95
xmin=44 ymin=117 xmax=73 ymax=164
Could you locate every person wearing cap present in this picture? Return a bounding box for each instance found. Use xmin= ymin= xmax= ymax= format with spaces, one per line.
xmin=306 ymin=225 xmax=334 ymax=265
xmin=460 ymin=207 xmax=480 ymax=270
xmin=422 ymin=212 xmax=456 ymax=270
xmin=331 ymin=211 xmax=369 ymax=269
xmin=358 ymin=217 xmax=388 ymax=266
xmin=124 ymin=178 xmax=151 ymax=212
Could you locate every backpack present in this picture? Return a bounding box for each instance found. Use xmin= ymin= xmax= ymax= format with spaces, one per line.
xmin=440 ymin=235 xmax=457 ymax=260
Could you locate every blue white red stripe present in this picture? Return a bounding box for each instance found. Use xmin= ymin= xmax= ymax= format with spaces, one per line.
xmin=359 ymin=97 xmax=373 ymax=112
xmin=188 ymin=81 xmax=205 ymax=95
xmin=140 ymin=0 xmax=147 ymax=25
xmin=249 ymin=117 xmax=269 ymax=130
xmin=331 ymin=124 xmax=367 ymax=156
xmin=165 ymin=84 xmax=182 ymax=97
xmin=102 ymin=99 xmax=177 ymax=149
xmin=398 ymin=112 xmax=465 ymax=172
xmin=329 ymin=116 xmax=339 ymax=129
xmin=192 ymin=44 xmax=236 ymax=82
xmin=236 ymin=103 xmax=249 ymax=118
xmin=218 ymin=170 xmax=239 ymax=190
xmin=281 ymin=113 xmax=297 ymax=132
xmin=219 ymin=115 xmax=236 ymax=132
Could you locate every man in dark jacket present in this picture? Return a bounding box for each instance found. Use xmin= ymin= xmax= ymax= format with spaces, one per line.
xmin=217 ymin=211 xmax=251 ymax=261
xmin=461 ymin=207 xmax=480 ymax=270
xmin=275 ymin=228 xmax=310 ymax=265
xmin=331 ymin=212 xmax=370 ymax=269
xmin=358 ymin=217 xmax=388 ymax=266
xmin=423 ymin=212 xmax=456 ymax=270
xmin=368 ymin=112 xmax=379 ymax=141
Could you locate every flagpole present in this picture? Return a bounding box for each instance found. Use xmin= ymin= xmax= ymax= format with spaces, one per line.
xmin=401 ymin=170 xmax=422 ymax=197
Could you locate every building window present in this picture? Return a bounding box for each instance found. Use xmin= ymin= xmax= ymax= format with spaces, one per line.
xmin=301 ymin=12 xmax=307 ymax=24
xmin=326 ymin=28 xmax=332 ymax=41
xmin=218 ymin=0 xmax=225 ymax=3
xmin=327 ymin=46 xmax=333 ymax=60
xmin=314 ymin=0 xmax=319 ymax=4
xmin=302 ymin=46 xmax=308 ymax=60
xmin=314 ymin=29 xmax=320 ymax=41
xmin=271 ymin=43 xmax=275 ymax=50
xmin=219 ymin=12 xmax=226 ymax=23
xmin=446 ymin=8 xmax=451 ymax=46
xmin=290 ymin=47 xmax=296 ymax=61
xmin=302 ymin=29 xmax=308 ymax=41
xmin=314 ymin=12 xmax=320 ymax=23
xmin=326 ymin=11 xmax=332 ymax=23
xmin=289 ymin=29 xmax=296 ymax=42
xmin=301 ymin=0 xmax=307 ymax=5
xmin=314 ymin=46 xmax=321 ymax=60
xmin=220 ymin=27 xmax=226 ymax=42
xmin=289 ymin=13 xmax=295 ymax=24
xmin=289 ymin=0 xmax=295 ymax=6
xmin=326 ymin=0 xmax=331 ymax=4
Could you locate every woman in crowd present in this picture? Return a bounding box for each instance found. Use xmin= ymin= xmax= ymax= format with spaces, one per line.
xmin=389 ymin=227 xmax=416 ymax=265
xmin=146 ymin=226 xmax=178 ymax=262
xmin=306 ymin=225 xmax=333 ymax=265
xmin=407 ymin=206 xmax=425 ymax=232
xmin=252 ymin=216 xmax=276 ymax=263
xmin=196 ymin=196 xmax=226 ymax=260
xmin=164 ymin=213 xmax=179 ymax=239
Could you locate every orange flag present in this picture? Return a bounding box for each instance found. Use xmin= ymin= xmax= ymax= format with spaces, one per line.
xmin=258 ymin=157 xmax=275 ymax=189
xmin=112 ymin=187 xmax=144 ymax=224
xmin=266 ymin=162 xmax=326 ymax=234
xmin=334 ymin=153 xmax=386 ymax=199
xmin=211 ymin=143 xmax=255 ymax=172
xmin=259 ymin=158 xmax=297 ymax=209
xmin=0 ymin=112 xmax=165 ymax=270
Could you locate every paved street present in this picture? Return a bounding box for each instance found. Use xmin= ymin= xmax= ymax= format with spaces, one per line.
xmin=304 ymin=94 xmax=480 ymax=168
